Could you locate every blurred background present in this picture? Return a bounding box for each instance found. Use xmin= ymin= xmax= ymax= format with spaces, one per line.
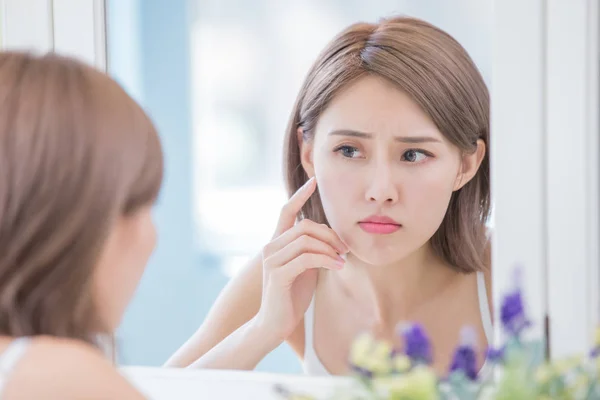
xmin=105 ymin=0 xmax=492 ymax=373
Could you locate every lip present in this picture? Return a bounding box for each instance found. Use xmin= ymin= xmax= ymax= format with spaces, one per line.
xmin=358 ymin=215 xmax=402 ymax=234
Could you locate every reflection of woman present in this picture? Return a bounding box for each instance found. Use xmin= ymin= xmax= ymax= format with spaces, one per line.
xmin=168 ymin=15 xmax=492 ymax=377
xmin=0 ymin=52 xmax=162 ymax=398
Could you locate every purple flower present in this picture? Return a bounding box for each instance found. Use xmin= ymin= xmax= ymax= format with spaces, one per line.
xmin=501 ymin=290 xmax=531 ymax=335
xmin=486 ymin=346 xmax=505 ymax=362
xmin=450 ymin=347 xmax=478 ymax=380
xmin=500 ymin=268 xmax=531 ymax=336
xmin=590 ymin=347 xmax=600 ymax=358
xmin=449 ymin=327 xmax=479 ymax=380
xmin=397 ymin=323 xmax=432 ymax=364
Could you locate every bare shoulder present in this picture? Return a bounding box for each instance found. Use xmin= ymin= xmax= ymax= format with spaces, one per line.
xmin=3 ymin=337 xmax=145 ymax=400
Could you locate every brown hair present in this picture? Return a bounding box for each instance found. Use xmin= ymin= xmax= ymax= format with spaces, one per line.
xmin=284 ymin=16 xmax=490 ymax=273
xmin=0 ymin=52 xmax=163 ymax=343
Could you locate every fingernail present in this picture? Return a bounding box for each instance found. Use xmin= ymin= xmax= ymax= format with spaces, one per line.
xmin=335 ymin=260 xmax=345 ymax=269
xmin=337 ymin=255 xmax=345 ymax=262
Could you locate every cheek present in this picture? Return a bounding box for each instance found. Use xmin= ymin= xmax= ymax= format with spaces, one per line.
xmin=93 ymin=212 xmax=156 ymax=330
xmin=122 ymin=213 xmax=156 ymax=293
xmin=404 ymin=164 xmax=458 ymax=226
xmin=313 ymin=155 xmax=358 ymax=232
xmin=138 ymin=213 xmax=157 ymax=263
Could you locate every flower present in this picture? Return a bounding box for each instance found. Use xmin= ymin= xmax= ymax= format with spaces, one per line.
xmin=349 ymin=333 xmax=375 ymax=374
xmin=448 ymin=326 xmax=479 ymax=380
xmin=392 ymin=354 xmax=411 ymax=373
xmin=397 ymin=323 xmax=433 ymax=364
xmin=276 ymin=264 xmax=600 ymax=400
xmin=486 ymin=346 xmax=505 ymax=363
xmin=365 ymin=341 xmax=393 ymax=376
xmin=493 ymin=365 xmax=537 ymax=400
xmin=534 ymin=364 xmax=554 ymax=386
xmin=553 ymin=355 xmax=583 ymax=375
xmin=500 ymin=270 xmax=531 ymax=336
xmin=374 ymin=366 xmax=439 ymax=400
xmin=500 ymin=291 xmax=526 ymax=333
xmin=591 ymin=327 xmax=600 ymax=358
xmin=348 ymin=333 xmax=393 ymax=377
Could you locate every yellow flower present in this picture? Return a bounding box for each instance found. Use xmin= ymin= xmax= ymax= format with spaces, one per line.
xmin=552 ymin=354 xmax=583 ymax=375
xmin=494 ymin=366 xmax=537 ymax=400
xmin=366 ymin=341 xmax=393 ymax=375
xmin=392 ymin=354 xmax=411 ymax=372
xmin=372 ymin=341 xmax=393 ymax=359
xmin=365 ymin=358 xmax=392 ymax=376
xmin=375 ymin=366 xmax=438 ymax=400
xmin=349 ymin=334 xmax=395 ymax=375
xmin=569 ymin=375 xmax=589 ymax=393
xmin=349 ymin=333 xmax=374 ymax=369
xmin=595 ymin=327 xmax=600 ymax=347
xmin=534 ymin=365 xmax=553 ymax=385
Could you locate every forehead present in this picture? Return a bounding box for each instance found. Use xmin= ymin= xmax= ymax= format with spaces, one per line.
xmin=315 ymin=75 xmax=444 ymax=140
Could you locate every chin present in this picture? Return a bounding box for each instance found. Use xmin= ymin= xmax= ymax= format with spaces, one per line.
xmin=346 ymin=244 xmax=412 ymax=267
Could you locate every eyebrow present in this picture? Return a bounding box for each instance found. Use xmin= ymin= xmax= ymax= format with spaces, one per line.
xmin=328 ymin=129 xmax=442 ymax=144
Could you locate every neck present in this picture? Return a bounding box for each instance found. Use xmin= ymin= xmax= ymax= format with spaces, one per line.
xmin=334 ymin=243 xmax=461 ymax=329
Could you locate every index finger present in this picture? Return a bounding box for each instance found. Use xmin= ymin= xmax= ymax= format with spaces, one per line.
xmin=273 ymin=177 xmax=317 ymax=237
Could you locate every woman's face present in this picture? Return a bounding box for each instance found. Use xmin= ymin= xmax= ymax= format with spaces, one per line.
xmin=301 ymin=75 xmax=484 ymax=266
xmin=93 ymin=206 xmax=157 ymax=331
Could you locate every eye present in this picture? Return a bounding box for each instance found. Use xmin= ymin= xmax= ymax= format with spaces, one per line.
xmin=402 ymin=149 xmax=430 ymax=163
xmin=335 ymin=145 xmax=363 ymax=158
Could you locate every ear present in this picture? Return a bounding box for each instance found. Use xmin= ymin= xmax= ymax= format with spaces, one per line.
xmin=453 ymin=139 xmax=486 ymax=191
xmin=298 ymin=128 xmax=315 ymax=178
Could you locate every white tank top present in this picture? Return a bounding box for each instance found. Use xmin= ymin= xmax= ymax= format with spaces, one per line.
xmin=0 ymin=338 xmax=31 ymax=398
xmin=303 ymin=271 xmax=494 ymax=377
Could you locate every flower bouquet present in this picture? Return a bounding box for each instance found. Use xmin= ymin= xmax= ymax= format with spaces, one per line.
xmin=275 ymin=268 xmax=600 ymax=399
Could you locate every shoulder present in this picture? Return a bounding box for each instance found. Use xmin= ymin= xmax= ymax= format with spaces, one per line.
xmin=3 ymin=336 xmax=145 ymax=400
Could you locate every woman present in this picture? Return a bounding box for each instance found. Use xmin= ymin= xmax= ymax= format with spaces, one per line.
xmin=0 ymin=52 xmax=162 ymax=398
xmin=167 ymin=15 xmax=492 ymax=377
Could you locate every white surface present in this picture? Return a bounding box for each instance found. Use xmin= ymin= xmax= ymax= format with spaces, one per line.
xmin=493 ymin=0 xmax=600 ymax=358
xmin=585 ymin=0 xmax=600 ymax=355
xmin=1 ymin=0 xmax=53 ymax=52
xmin=491 ymin=0 xmax=548 ymax=343
xmin=52 ymin=0 xmax=106 ymax=70
xmin=121 ymin=367 xmax=352 ymax=400
xmin=1 ymin=0 xmax=106 ymax=70
xmin=545 ymin=0 xmax=600 ymax=358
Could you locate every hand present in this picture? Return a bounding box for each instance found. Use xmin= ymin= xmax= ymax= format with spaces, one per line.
xmin=253 ymin=177 xmax=348 ymax=343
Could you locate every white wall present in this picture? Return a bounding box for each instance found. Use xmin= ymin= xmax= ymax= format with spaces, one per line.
xmin=0 ymin=0 xmax=106 ymax=70
xmin=492 ymin=0 xmax=599 ymax=357
xmin=491 ymin=0 xmax=548 ymax=345
xmin=545 ymin=0 xmax=599 ymax=358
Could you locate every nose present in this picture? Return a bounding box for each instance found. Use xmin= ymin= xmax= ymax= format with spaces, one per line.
xmin=364 ymin=161 xmax=399 ymax=205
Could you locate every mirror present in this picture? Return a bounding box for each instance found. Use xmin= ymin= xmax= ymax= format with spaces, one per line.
xmin=104 ymin=0 xmax=499 ymax=373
